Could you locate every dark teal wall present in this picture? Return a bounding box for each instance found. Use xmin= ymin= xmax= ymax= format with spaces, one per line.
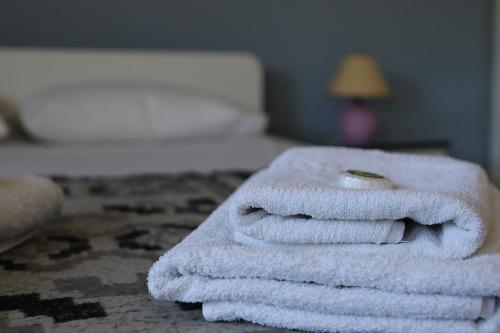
xmin=0 ymin=0 xmax=492 ymax=165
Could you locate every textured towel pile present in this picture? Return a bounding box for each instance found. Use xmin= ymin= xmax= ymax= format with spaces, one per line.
xmin=148 ymin=147 xmax=500 ymax=333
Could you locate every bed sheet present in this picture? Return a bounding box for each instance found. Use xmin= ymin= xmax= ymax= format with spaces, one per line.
xmin=0 ymin=170 xmax=296 ymax=332
xmin=0 ymin=135 xmax=299 ymax=332
xmin=0 ymin=135 xmax=297 ymax=176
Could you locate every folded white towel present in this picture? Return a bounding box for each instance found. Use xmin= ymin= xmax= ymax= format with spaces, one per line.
xmin=233 ymin=217 xmax=406 ymax=245
xmin=148 ymin=184 xmax=500 ymax=333
xmin=0 ymin=176 xmax=64 ymax=252
xmin=229 ymin=147 xmax=490 ymax=258
xmin=159 ymin=273 xmax=496 ymax=321
xmin=203 ymin=301 xmax=500 ymax=333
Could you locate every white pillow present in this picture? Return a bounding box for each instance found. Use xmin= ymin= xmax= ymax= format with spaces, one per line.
xmin=20 ymin=82 xmax=267 ymax=143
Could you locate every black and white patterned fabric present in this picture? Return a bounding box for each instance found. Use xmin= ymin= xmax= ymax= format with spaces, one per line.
xmin=0 ymin=171 xmax=291 ymax=332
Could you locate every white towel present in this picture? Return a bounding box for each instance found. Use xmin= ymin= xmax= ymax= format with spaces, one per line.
xmin=203 ymin=301 xmax=500 ymax=333
xmin=233 ymin=217 xmax=406 ymax=245
xmin=148 ymin=184 xmax=500 ymax=333
xmin=0 ymin=176 xmax=64 ymax=252
xmin=229 ymin=147 xmax=490 ymax=259
xmin=159 ymin=274 xmax=496 ymax=320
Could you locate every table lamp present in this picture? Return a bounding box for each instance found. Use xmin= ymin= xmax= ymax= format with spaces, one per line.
xmin=327 ymin=53 xmax=390 ymax=146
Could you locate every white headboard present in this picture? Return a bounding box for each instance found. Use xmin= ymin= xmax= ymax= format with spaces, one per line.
xmin=0 ymin=47 xmax=263 ymax=111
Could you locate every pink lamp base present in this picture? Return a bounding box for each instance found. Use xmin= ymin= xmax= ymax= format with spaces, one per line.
xmin=340 ymin=102 xmax=378 ymax=146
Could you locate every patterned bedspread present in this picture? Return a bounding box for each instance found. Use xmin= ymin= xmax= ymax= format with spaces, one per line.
xmin=0 ymin=171 xmax=290 ymax=332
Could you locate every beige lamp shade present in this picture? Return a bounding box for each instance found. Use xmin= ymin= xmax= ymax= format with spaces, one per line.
xmin=327 ymin=53 xmax=390 ymax=98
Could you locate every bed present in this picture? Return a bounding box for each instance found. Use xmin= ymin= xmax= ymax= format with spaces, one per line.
xmin=0 ymin=47 xmax=296 ymax=176
xmin=0 ymin=47 xmax=296 ymax=332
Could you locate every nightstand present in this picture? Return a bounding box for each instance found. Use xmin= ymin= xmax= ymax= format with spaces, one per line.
xmin=303 ymin=137 xmax=450 ymax=156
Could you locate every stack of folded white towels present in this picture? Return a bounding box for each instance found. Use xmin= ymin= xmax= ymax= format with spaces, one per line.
xmin=148 ymin=147 xmax=500 ymax=333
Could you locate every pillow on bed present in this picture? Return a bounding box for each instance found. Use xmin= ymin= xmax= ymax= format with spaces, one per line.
xmin=20 ymin=82 xmax=267 ymax=143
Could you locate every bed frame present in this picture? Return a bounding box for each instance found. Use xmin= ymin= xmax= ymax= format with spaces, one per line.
xmin=0 ymin=47 xmax=263 ymax=111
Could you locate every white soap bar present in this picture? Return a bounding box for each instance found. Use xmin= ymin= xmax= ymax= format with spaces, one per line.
xmin=336 ymin=169 xmax=393 ymax=190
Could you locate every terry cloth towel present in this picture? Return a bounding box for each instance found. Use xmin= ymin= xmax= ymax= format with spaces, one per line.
xmin=229 ymin=147 xmax=491 ymax=259
xmin=148 ymin=184 xmax=500 ymax=333
xmin=0 ymin=176 xmax=64 ymax=253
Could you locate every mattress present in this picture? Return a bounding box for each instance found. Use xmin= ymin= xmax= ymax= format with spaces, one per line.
xmin=0 ymin=135 xmax=297 ymax=176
